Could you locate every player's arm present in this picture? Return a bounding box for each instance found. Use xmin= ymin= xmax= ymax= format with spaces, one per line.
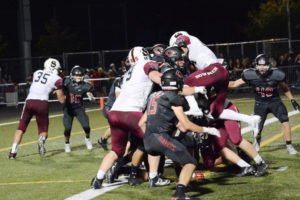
xmin=56 ymin=89 xmax=65 ymax=104
xmin=144 ymin=61 xmax=162 ymax=84
xmin=171 ymin=105 xmax=220 ymax=137
xmin=228 ymin=78 xmax=246 ymax=88
xmin=148 ymin=70 xmax=162 ymax=85
xmin=279 ymin=81 xmax=300 ymax=111
xmin=138 ymin=112 xmax=147 ymax=133
xmin=180 ymin=86 xmax=206 ymax=96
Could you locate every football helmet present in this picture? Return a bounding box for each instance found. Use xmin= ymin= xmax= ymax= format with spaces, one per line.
xmin=255 ymin=54 xmax=270 ymax=76
xmin=163 ymin=46 xmax=186 ymax=67
xmin=128 ymin=46 xmax=150 ymax=66
xmin=44 ymin=58 xmax=61 ymax=75
xmin=148 ymin=44 xmax=168 ymax=62
xmin=70 ymin=65 xmax=84 ymax=83
xmin=161 ymin=68 xmax=184 ymax=91
xmin=169 ymin=31 xmax=189 ymax=46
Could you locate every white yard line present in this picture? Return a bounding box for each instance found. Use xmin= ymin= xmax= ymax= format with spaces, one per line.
xmin=65 ymin=176 xmax=128 ymax=200
xmin=0 ymin=108 xmax=100 ymax=127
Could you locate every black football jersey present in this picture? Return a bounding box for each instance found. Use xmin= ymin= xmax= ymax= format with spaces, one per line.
xmin=145 ymin=90 xmax=187 ymax=135
xmin=63 ymin=77 xmax=93 ymax=108
xmin=105 ymin=77 xmax=123 ymax=109
xmin=241 ymin=68 xmax=285 ymax=102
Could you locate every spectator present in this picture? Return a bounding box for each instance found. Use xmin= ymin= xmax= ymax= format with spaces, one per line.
xmin=109 ymin=63 xmax=119 ymax=77
xmin=269 ymin=57 xmax=277 ymax=68
xmin=241 ymin=57 xmax=250 ymax=69
xmin=292 ymin=54 xmax=300 ymax=89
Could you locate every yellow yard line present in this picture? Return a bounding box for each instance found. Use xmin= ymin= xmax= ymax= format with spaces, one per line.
xmin=0 ymin=180 xmax=90 ymax=186
xmin=0 ymin=125 xmax=109 ymax=152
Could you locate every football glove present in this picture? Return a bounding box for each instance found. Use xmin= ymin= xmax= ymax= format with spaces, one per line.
xmin=291 ymin=99 xmax=300 ymax=111
xmin=203 ymin=127 xmax=220 ymax=137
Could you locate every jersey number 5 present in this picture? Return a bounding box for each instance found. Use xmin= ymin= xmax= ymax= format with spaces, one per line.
xmin=147 ymin=95 xmax=160 ymax=115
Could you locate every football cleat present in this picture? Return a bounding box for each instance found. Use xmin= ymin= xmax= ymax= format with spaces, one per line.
xmin=249 ymin=115 xmax=261 ymax=138
xmin=255 ymin=162 xmax=268 ymax=177
xmin=148 ymin=176 xmax=171 ymax=188
xmin=90 ymin=176 xmax=103 ymax=189
xmin=85 ymin=138 xmax=93 ymax=150
xmin=65 ymin=143 xmax=71 ymax=153
xmin=235 ymin=166 xmax=255 ymax=177
xmin=171 ymin=190 xmax=200 ymax=200
xmin=287 ymin=144 xmax=298 ymax=155
xmin=38 ymin=140 xmax=46 ymax=157
xmin=128 ymin=171 xmax=142 ymax=186
xmin=98 ymin=138 xmax=108 ymax=151
xmin=8 ymin=151 xmax=17 ymax=160
xmin=106 ymin=163 xmax=118 ymax=184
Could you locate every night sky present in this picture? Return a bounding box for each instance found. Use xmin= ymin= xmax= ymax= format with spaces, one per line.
xmin=0 ymin=0 xmax=261 ymax=58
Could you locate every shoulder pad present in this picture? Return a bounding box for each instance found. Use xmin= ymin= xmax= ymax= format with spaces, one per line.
xmin=269 ymin=68 xmax=285 ymax=81
xmin=63 ymin=77 xmax=71 ymax=85
xmin=241 ymin=68 xmax=258 ymax=81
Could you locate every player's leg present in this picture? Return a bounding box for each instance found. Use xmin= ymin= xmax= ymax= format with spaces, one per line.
xmin=252 ymin=102 xmax=268 ymax=151
xmin=63 ymin=108 xmax=74 ymax=152
xmin=98 ymin=128 xmax=110 ymax=151
xmin=98 ymin=106 xmax=110 ymax=150
xmin=271 ymin=101 xmax=298 ymax=155
xmin=35 ymin=100 xmax=49 ymax=157
xmin=9 ymin=101 xmax=33 ymax=159
xmin=75 ymin=107 xmax=92 ymax=150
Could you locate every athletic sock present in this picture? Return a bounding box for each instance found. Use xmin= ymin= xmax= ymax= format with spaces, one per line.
xmin=39 ymin=136 xmax=46 ymax=142
xmin=237 ymin=159 xmax=251 ymax=168
xmin=253 ymin=154 xmax=264 ymax=165
xmin=286 ymin=141 xmax=292 ymax=145
xmin=11 ymin=143 xmax=18 ymax=153
xmin=149 ymin=172 xmax=158 ymax=179
xmin=96 ymin=170 xmax=105 ymax=180
xmin=219 ymin=109 xmax=252 ymax=124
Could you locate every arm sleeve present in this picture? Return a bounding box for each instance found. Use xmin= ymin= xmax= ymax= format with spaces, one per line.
xmin=144 ymin=61 xmax=160 ymax=75
xmin=55 ymin=78 xmax=63 ymax=89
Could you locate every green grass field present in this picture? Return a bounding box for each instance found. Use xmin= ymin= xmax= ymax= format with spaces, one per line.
xmin=1 ymin=97 xmax=300 ymax=200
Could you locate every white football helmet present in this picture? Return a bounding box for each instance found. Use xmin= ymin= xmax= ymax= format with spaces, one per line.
xmin=128 ymin=46 xmax=150 ymax=66
xmin=44 ymin=58 xmax=61 ymax=75
xmin=169 ymin=31 xmax=189 ymax=46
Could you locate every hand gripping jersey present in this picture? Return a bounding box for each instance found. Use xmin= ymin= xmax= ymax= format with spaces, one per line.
xmin=241 ymin=68 xmax=285 ymax=102
xmin=111 ymin=60 xmax=159 ymax=112
xmin=26 ymin=70 xmax=62 ymax=101
xmin=185 ymin=35 xmax=219 ymax=70
xmin=63 ymin=77 xmax=93 ymax=109
xmin=145 ymin=90 xmax=187 ymax=135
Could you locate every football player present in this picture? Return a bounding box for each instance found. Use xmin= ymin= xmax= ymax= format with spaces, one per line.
xmin=62 ymin=65 xmax=95 ymax=152
xmin=229 ymin=54 xmax=299 ymax=155
xmin=139 ymin=69 xmax=220 ymax=200
xmin=8 ymin=58 xmax=65 ymax=159
xmin=169 ymin=32 xmax=262 ymax=137
xmin=91 ymin=46 xmax=167 ymax=189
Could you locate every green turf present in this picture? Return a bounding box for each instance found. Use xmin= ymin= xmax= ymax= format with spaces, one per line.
xmin=0 ymin=97 xmax=300 ymax=200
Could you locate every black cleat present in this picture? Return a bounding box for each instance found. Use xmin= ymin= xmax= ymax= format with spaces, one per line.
xmin=171 ymin=190 xmax=200 ymax=200
xmin=98 ymin=138 xmax=108 ymax=151
xmin=106 ymin=163 xmax=118 ymax=184
xmin=255 ymin=162 xmax=268 ymax=177
xmin=90 ymin=176 xmax=103 ymax=189
xmin=128 ymin=172 xmax=142 ymax=186
xmin=235 ymin=166 xmax=255 ymax=177
xmin=8 ymin=151 xmax=17 ymax=160
xmin=148 ymin=176 xmax=171 ymax=188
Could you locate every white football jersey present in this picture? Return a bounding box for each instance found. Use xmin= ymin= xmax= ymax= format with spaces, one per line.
xmin=111 ymin=60 xmax=153 ymax=112
xmin=26 ymin=70 xmax=62 ymax=101
xmin=187 ymin=35 xmax=219 ymax=70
